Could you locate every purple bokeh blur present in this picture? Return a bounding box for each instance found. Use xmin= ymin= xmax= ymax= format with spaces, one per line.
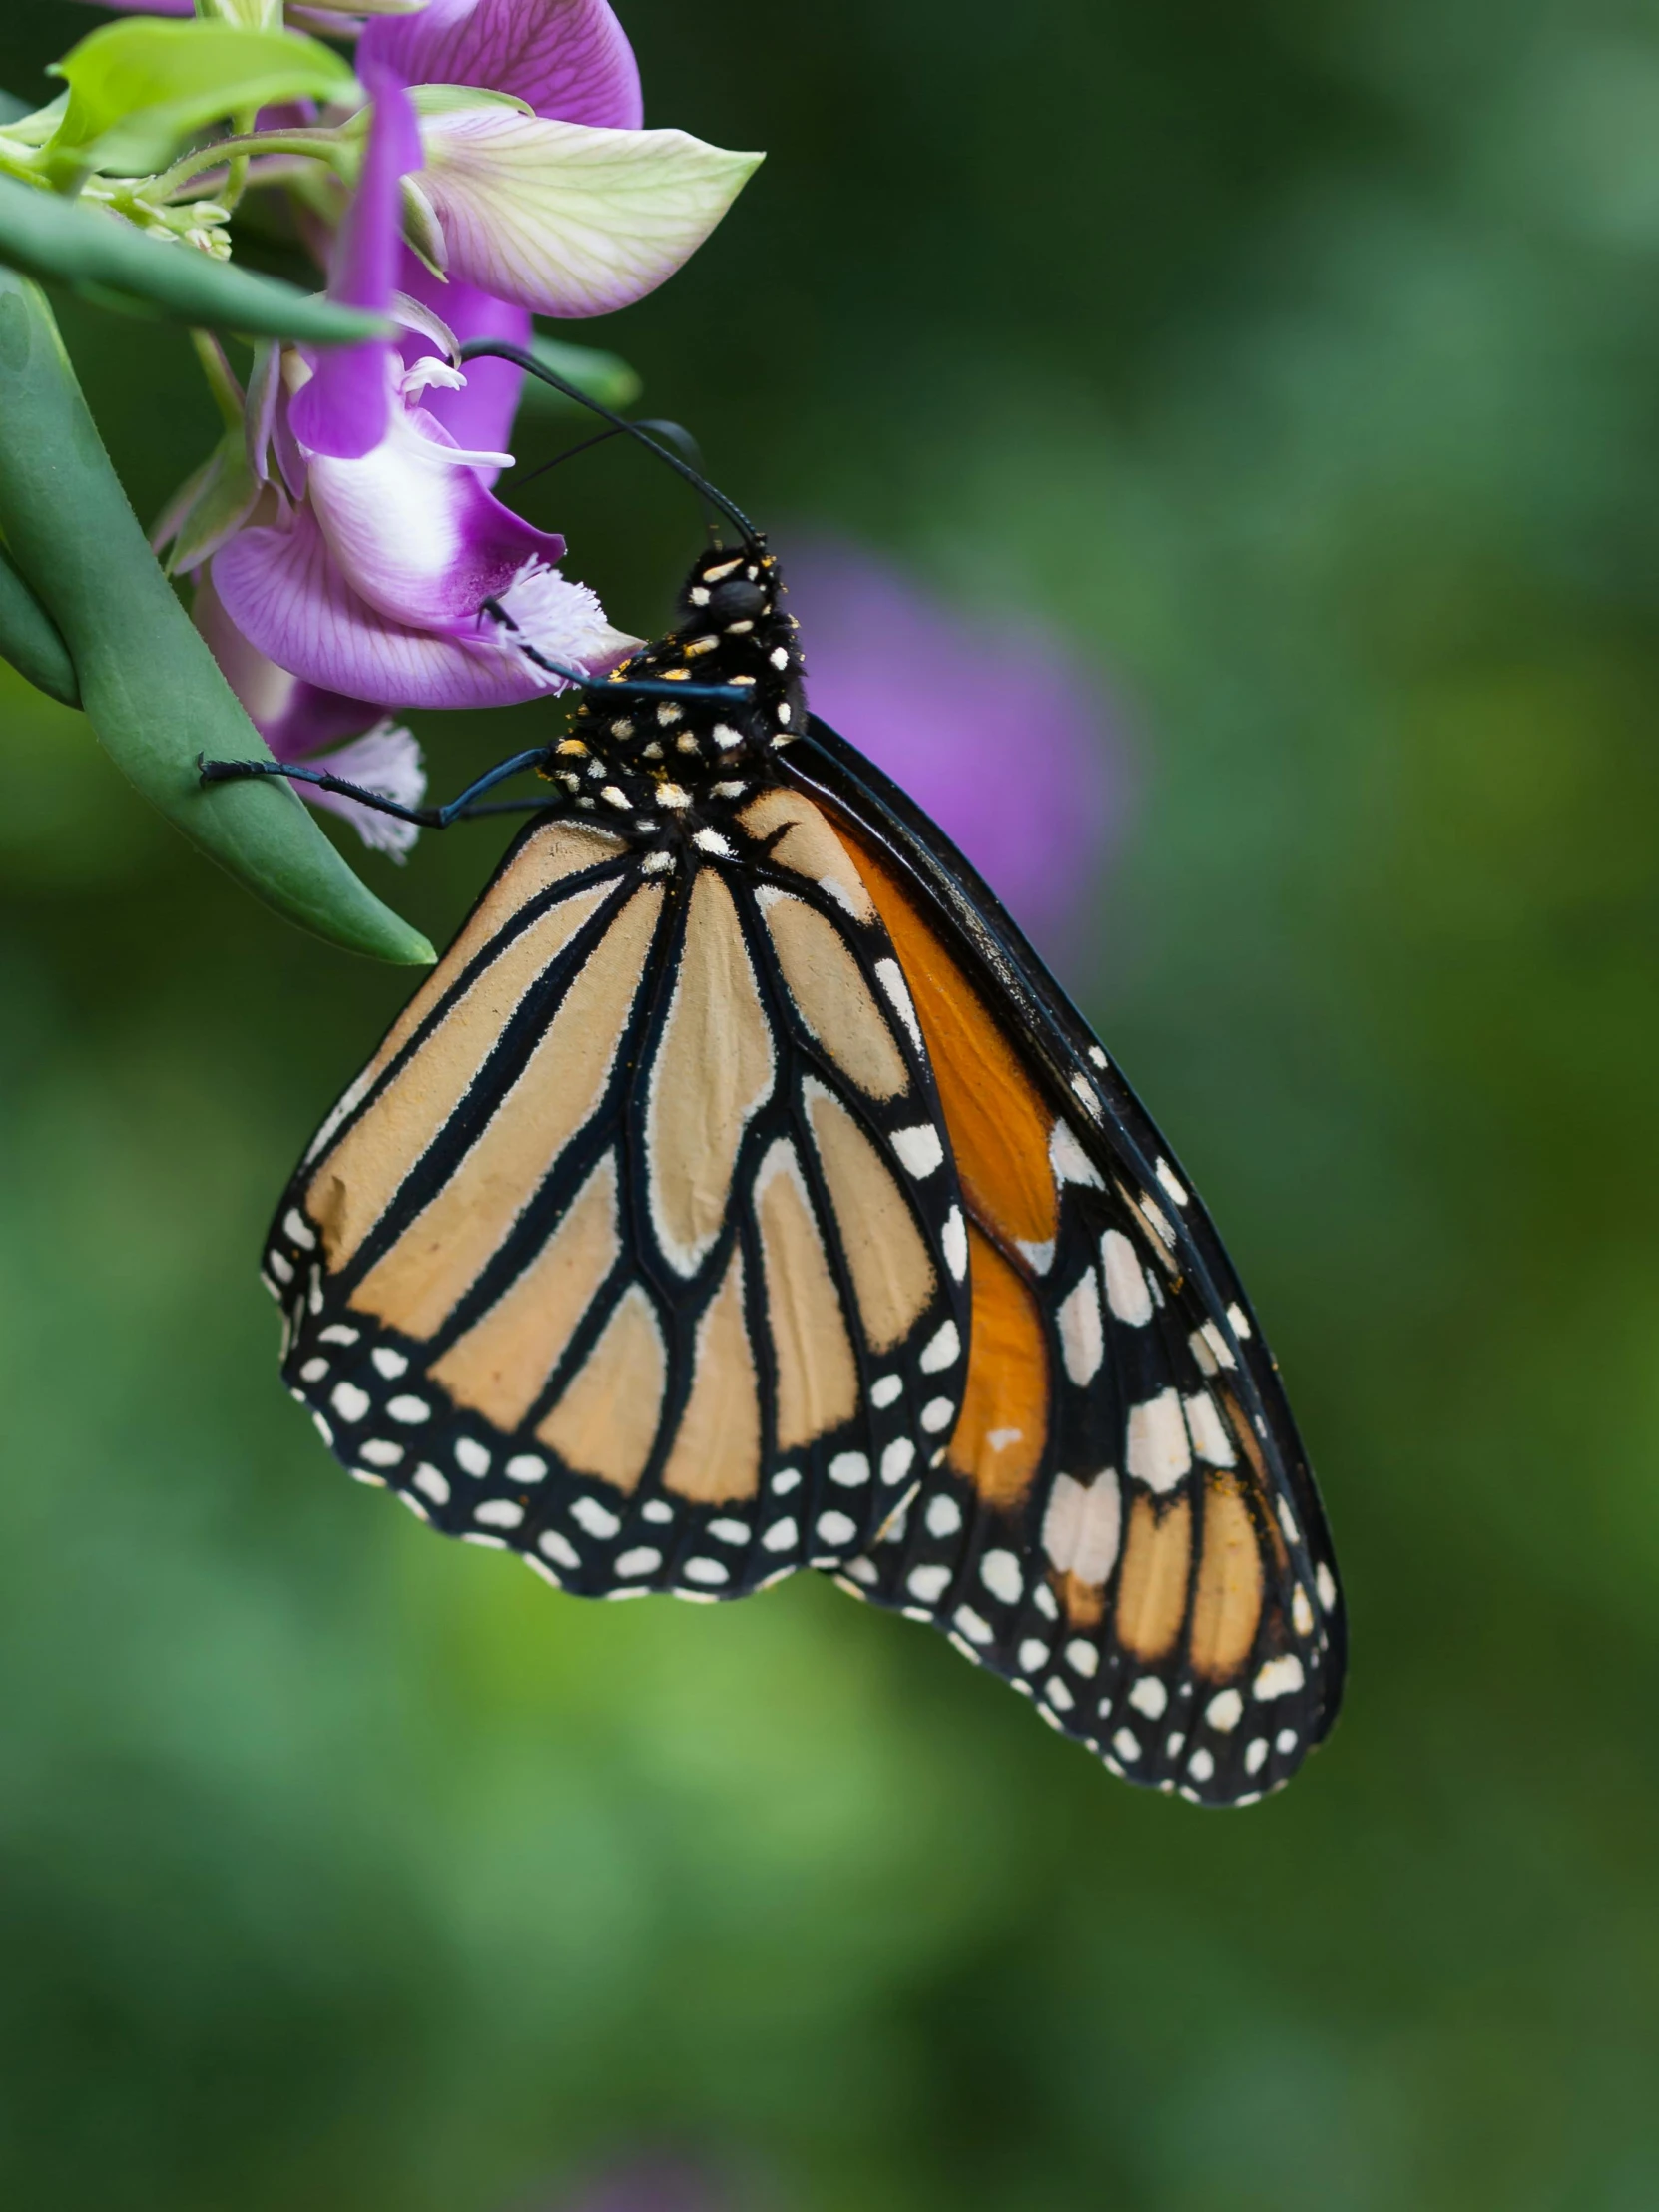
xmin=527 ymin=2155 xmax=743 ymax=2212
xmin=781 ymin=540 xmax=1125 ymax=950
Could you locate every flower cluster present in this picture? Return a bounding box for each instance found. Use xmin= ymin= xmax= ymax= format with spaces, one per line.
xmin=88 ymin=0 xmax=760 ymax=851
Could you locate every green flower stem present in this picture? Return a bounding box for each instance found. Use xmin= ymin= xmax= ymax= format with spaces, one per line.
xmin=0 ymin=270 xmax=433 ymax=966
xmin=0 ymin=173 xmax=385 ymax=341
xmin=149 ymin=127 xmax=347 ymax=203
xmin=0 ymin=538 xmax=78 ymax=706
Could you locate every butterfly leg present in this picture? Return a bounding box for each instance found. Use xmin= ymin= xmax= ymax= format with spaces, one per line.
xmin=197 ymin=746 xmax=553 ymax=829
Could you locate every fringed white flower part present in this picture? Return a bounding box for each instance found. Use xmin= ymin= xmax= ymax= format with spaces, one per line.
xmin=488 ymin=557 xmax=641 ymax=691
xmin=302 ymin=721 xmax=427 ymax=861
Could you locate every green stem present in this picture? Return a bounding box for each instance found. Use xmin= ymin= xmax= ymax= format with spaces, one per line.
xmin=151 ymin=127 xmax=347 ymax=202
xmin=0 ymin=271 xmax=433 ymax=966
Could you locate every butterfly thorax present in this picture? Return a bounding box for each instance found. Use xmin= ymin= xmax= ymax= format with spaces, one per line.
xmin=549 ymin=540 xmax=804 ymax=869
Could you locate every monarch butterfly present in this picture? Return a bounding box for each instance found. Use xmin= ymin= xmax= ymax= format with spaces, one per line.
xmin=205 ymin=353 xmax=1344 ymax=1807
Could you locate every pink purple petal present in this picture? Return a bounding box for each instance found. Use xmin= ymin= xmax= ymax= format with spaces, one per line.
xmin=213 ymin=505 xmax=615 ymax=711
xmin=302 ymin=722 xmax=426 ymax=859
xmin=395 ymin=256 xmax=530 ymax=467
xmin=288 ymin=72 xmax=423 ymax=461
xmin=360 ymin=0 xmax=642 ymax=129
xmin=301 ymin=395 xmax=564 ymax=628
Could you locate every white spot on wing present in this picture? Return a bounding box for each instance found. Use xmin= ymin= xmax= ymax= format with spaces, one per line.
xmin=1227 ymin=1302 xmax=1253 ymax=1340
xmin=1154 ymin=1159 xmax=1188 ymax=1206
xmin=571 ymin=1496 xmax=620 ymax=1538
xmin=761 ymin=1517 xmax=798 ymax=1552
xmin=925 ymin=1493 xmax=962 ymax=1537
xmin=1254 ymin=1654 xmax=1305 ymax=1701
xmin=1316 ymin=1562 xmax=1338 ymax=1612
xmin=980 ymin=1549 xmax=1023 ymax=1604
xmin=1205 ymin=1688 xmax=1244 ymax=1733
xmin=941 ymin=1207 xmax=968 ymax=1281
xmin=1101 ymin=1230 xmax=1153 ymax=1326
xmin=908 ymin=1565 xmax=951 ymax=1603
xmin=875 ymin=959 xmax=924 ymax=1053
xmin=891 ymin=1123 xmax=944 ymax=1177
xmin=1183 ymin=1391 xmax=1237 ymax=1467
xmin=1041 ymin=1469 xmax=1122 ymax=1585
xmin=870 ymin=1374 xmax=901 ymax=1408
xmin=475 ymin=1498 xmax=523 ymax=1530
xmin=1049 ymin=1121 xmax=1103 ymax=1189
xmin=330 ymin=1382 xmax=368 ymax=1423
xmin=617 ymin=1546 xmax=661 ymax=1576
xmin=830 ymin=1452 xmax=870 ymax=1487
xmin=817 ymin=1510 xmax=857 ymax=1545
xmin=1057 ymin=1270 xmax=1104 ymax=1386
xmin=920 ymin=1319 xmax=961 ymax=1374
xmin=880 ymin=1437 xmax=915 ymax=1486
xmin=1126 ymin=1390 xmax=1192 ymax=1492
xmin=1128 ymin=1677 xmax=1168 ymax=1719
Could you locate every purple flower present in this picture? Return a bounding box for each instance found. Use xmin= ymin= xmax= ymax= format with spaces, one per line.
xmin=207 ymin=74 xmax=635 ymax=741
xmin=148 ymin=7 xmax=760 ymax=849
xmin=784 ymin=541 xmax=1124 ymax=944
xmin=194 ymin=568 xmax=427 ymax=860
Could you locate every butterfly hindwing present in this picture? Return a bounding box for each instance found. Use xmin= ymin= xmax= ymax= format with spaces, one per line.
xmin=787 ymin=717 xmax=1345 ymax=1806
xmin=266 ymin=797 xmax=971 ymax=1601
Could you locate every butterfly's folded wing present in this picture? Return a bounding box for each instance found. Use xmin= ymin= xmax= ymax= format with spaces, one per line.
xmin=264 ymin=807 xmax=971 ymax=1601
xmin=786 ymin=717 xmax=1346 ymax=1805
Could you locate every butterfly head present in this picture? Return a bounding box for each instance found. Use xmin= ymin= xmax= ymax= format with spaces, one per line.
xmin=678 ymin=539 xmax=782 ymax=629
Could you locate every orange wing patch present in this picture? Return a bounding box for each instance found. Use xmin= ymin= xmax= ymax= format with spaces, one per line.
xmin=945 ymin=1226 xmax=1048 ymax=1511
xmin=834 ymin=825 xmax=1059 ymax=1258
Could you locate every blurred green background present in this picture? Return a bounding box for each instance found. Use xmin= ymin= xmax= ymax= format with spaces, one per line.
xmin=5 ymin=1 xmax=1659 ymax=2205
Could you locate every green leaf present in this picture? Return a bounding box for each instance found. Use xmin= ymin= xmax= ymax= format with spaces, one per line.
xmin=0 ymin=539 xmax=78 ymax=707
xmin=48 ymin=19 xmax=354 ymax=178
xmin=0 ymin=176 xmax=390 ymax=343
xmin=517 ymin=330 xmax=644 ymax=415
xmin=158 ymin=428 xmax=262 ymax=576
xmin=0 ymin=270 xmax=432 ymax=967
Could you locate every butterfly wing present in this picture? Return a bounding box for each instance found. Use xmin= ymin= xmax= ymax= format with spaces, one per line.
xmin=265 ymin=804 xmax=971 ymax=1600
xmin=784 ymin=717 xmax=1346 ymax=1805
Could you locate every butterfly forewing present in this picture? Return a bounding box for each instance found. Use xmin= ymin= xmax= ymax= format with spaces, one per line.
xmin=265 ymin=795 xmax=971 ymax=1603
xmin=788 ymin=726 xmax=1345 ymax=1807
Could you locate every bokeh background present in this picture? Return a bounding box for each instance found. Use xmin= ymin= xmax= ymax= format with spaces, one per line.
xmin=4 ymin=1 xmax=1659 ymax=2205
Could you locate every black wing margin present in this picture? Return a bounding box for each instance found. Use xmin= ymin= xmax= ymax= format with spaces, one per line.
xmin=783 ymin=716 xmax=1346 ymax=1806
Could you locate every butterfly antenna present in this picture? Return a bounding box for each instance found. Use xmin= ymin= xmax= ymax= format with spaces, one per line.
xmin=460 ymin=341 xmax=760 ymax=547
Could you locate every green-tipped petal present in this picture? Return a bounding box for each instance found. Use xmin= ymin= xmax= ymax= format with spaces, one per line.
xmin=0 ymin=271 xmax=432 ymax=965
xmin=415 ymin=107 xmax=763 ymax=317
